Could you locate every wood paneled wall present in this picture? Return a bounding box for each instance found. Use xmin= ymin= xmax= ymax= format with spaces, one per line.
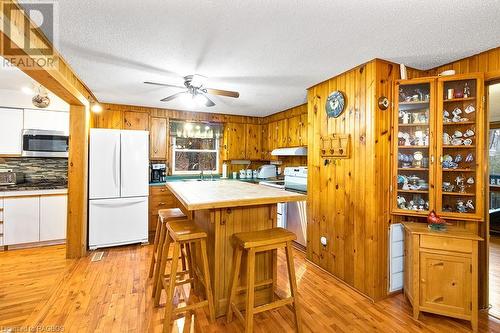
xmin=94 ymin=103 xmax=260 ymax=128
xmin=429 ymin=47 xmax=500 ymax=80
xmin=306 ymin=59 xmax=403 ymax=300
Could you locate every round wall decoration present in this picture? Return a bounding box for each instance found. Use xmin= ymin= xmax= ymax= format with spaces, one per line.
xmin=326 ymin=91 xmax=345 ymax=118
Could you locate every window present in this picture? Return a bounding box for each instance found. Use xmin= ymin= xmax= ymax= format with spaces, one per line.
xmin=170 ymin=121 xmax=222 ymax=174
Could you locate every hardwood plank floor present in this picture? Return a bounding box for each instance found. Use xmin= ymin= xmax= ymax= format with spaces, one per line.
xmin=1 ymin=244 xmax=500 ymax=332
xmin=490 ymin=236 xmax=500 ymax=319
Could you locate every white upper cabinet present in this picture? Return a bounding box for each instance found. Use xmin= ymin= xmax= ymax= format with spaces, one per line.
xmin=23 ymin=109 xmax=69 ymax=133
xmin=0 ymin=108 xmax=23 ymax=155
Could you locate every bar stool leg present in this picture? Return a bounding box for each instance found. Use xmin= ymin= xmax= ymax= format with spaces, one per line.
xmin=200 ymin=238 xmax=216 ymax=322
xmin=226 ymin=246 xmax=242 ymax=323
xmin=148 ymin=216 xmax=162 ymax=278
xmin=162 ymin=242 xmax=180 ymax=333
xmin=285 ymin=241 xmax=303 ymax=333
xmin=184 ymin=242 xmax=196 ymax=291
xmin=245 ymin=248 xmax=256 ymax=333
xmin=154 ymin=232 xmax=171 ymax=304
xmin=152 ymin=222 xmax=168 ymax=296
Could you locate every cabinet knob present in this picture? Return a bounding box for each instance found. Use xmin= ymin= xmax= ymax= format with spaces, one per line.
xmin=158 ymin=202 xmax=166 ymax=206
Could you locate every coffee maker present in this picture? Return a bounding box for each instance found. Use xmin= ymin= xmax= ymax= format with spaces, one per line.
xmin=150 ymin=163 xmax=167 ymax=183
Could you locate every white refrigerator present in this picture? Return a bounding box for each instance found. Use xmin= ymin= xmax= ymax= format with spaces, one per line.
xmin=89 ymin=129 xmax=149 ymax=250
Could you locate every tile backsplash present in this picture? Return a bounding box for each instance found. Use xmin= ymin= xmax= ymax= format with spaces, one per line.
xmin=0 ymin=157 xmax=67 ymax=182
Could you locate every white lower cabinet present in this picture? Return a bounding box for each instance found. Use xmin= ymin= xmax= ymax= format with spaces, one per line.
xmin=3 ymin=194 xmax=67 ymax=246
xmin=40 ymin=195 xmax=67 ymax=241
xmin=4 ymin=196 xmax=40 ymax=245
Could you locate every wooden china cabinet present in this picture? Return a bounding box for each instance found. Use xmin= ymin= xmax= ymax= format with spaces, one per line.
xmin=392 ymin=73 xmax=485 ymax=220
xmin=392 ymin=73 xmax=485 ymax=332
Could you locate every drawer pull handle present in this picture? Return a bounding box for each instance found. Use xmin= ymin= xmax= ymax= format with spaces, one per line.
xmin=158 ymin=202 xmax=166 ymax=206
xmin=432 ymin=262 xmax=444 ymax=267
xmin=431 ymin=296 xmax=444 ymax=303
xmin=160 ymin=189 xmax=165 ymax=192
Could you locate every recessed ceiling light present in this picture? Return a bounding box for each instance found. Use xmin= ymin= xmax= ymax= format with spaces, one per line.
xmin=91 ymin=103 xmax=103 ymax=113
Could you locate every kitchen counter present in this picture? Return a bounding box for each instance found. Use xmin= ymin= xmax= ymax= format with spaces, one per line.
xmin=166 ymin=179 xmax=305 ymax=210
xmin=0 ymin=188 xmax=68 ymax=197
xmin=149 ymin=176 xmax=263 ymax=186
xmin=166 ymin=179 xmax=305 ymax=317
xmin=0 ymin=181 xmax=67 ymax=192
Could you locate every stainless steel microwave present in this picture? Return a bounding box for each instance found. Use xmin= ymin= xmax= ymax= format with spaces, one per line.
xmin=22 ymin=129 xmax=69 ymax=158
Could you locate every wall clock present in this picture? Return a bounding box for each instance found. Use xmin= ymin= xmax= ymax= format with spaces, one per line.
xmin=326 ymin=91 xmax=345 ymax=118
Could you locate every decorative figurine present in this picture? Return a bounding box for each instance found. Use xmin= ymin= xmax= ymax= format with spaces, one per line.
xmin=466 ymin=200 xmax=475 ymax=211
xmin=463 ymin=82 xmax=471 ymax=98
xmin=443 ymin=133 xmax=451 ymax=145
xmin=463 ymin=138 xmax=473 ymax=146
xmin=427 ymin=210 xmax=448 ymax=231
xmin=465 ymin=104 xmax=475 ymax=114
xmin=464 ymin=129 xmax=475 ymax=138
xmin=443 ymin=110 xmax=451 ymax=123
xmin=457 ymin=200 xmax=467 ymax=213
xmin=465 ymin=153 xmax=474 ymax=163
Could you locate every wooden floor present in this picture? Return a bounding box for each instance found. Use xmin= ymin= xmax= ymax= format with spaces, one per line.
xmin=490 ymin=236 xmax=500 ymax=318
xmin=2 ymin=244 xmax=500 ymax=332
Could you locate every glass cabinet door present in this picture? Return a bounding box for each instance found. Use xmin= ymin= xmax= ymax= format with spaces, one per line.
xmin=436 ymin=74 xmax=484 ymax=219
xmin=393 ymin=79 xmax=435 ymax=216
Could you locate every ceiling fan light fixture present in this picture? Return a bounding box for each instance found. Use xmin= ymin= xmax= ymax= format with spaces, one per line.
xmin=194 ymin=93 xmax=210 ymax=106
xmin=180 ymin=92 xmax=196 ymax=108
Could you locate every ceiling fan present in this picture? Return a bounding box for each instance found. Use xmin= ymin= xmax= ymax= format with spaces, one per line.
xmin=144 ymin=74 xmax=239 ymax=107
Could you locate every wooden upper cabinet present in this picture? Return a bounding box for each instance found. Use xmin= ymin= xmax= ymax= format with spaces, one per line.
xmin=261 ymin=124 xmax=270 ymax=160
xmin=223 ymin=122 xmax=246 ymax=160
xmin=300 ymin=113 xmax=308 ymax=146
xmin=123 ymin=111 xmax=149 ymax=131
xmin=287 ymin=115 xmax=301 ymax=147
xmin=92 ymin=109 xmax=122 ymax=129
xmin=245 ymin=124 xmax=262 ymax=161
xmin=277 ymin=119 xmax=289 ymax=148
xmin=150 ymin=117 xmax=167 ymax=160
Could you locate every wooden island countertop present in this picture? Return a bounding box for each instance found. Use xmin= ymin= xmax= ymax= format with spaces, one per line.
xmin=164 ymin=179 xmax=306 ymax=317
xmin=166 ymin=180 xmax=306 ymax=210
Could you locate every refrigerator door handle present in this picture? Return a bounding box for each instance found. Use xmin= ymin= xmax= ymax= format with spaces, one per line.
xmin=91 ymin=199 xmax=146 ymax=207
xmin=113 ymin=141 xmax=119 ymax=189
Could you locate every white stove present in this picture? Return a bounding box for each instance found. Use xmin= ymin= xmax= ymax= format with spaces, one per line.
xmin=260 ymin=166 xmax=307 ymax=193
xmin=259 ymin=166 xmax=307 ymax=248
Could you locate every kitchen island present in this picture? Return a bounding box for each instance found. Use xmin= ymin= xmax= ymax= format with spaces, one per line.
xmin=166 ymin=180 xmax=306 ymax=317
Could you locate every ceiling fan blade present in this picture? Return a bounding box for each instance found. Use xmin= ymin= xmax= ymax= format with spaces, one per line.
xmin=206 ymin=88 xmax=240 ymax=98
xmin=202 ymin=93 xmax=216 ymax=107
xmin=144 ymin=81 xmax=185 ymax=89
xmin=160 ymin=92 xmax=186 ymax=102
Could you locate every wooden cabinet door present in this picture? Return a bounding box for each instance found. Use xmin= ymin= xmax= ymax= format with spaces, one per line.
xmin=277 ymin=119 xmax=289 ymax=148
xmin=268 ymin=122 xmax=279 ymax=159
xmin=300 ymin=113 xmax=308 ymax=146
xmin=419 ymin=251 xmax=471 ymax=316
xmin=92 ymin=109 xmax=122 ymax=129
xmin=123 ymin=111 xmax=149 ymax=130
xmin=261 ymin=124 xmax=269 ymax=160
xmin=245 ymin=124 xmax=262 ymax=160
xmin=150 ymin=117 xmax=167 ymax=160
xmin=287 ymin=115 xmax=301 ymax=147
xmin=224 ymin=123 xmax=246 ymax=160
xmin=435 ymin=73 xmax=484 ymax=220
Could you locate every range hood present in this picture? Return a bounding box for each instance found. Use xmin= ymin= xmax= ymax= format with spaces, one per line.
xmin=271 ymin=147 xmax=308 ymax=156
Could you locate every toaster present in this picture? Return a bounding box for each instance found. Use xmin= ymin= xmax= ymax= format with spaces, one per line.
xmin=256 ymin=165 xmax=277 ymax=179
xmin=0 ymin=169 xmax=25 ymax=185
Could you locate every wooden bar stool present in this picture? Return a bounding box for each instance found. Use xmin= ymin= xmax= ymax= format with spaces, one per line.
xmin=226 ymin=227 xmax=302 ymax=333
xmin=154 ymin=220 xmax=215 ymax=332
xmin=149 ymin=208 xmax=187 ymax=296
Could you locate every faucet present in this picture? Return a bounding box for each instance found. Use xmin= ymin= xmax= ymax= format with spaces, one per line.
xmin=200 ymin=170 xmax=204 ymax=181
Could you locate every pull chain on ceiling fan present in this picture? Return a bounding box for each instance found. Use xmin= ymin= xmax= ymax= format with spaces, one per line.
xmin=144 ymin=74 xmax=239 ymax=107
